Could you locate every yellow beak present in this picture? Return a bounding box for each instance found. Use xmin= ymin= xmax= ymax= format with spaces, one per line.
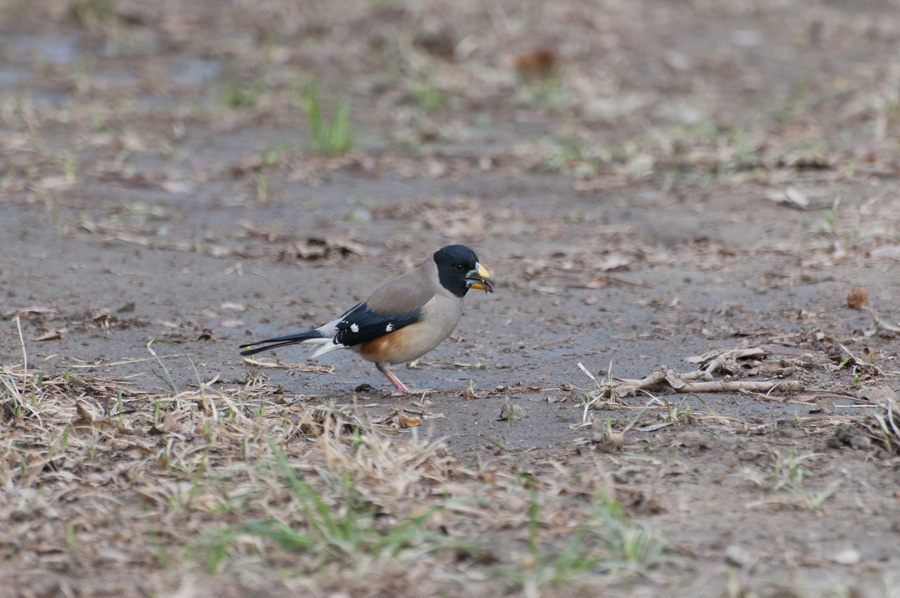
xmin=466 ymin=262 xmax=493 ymax=293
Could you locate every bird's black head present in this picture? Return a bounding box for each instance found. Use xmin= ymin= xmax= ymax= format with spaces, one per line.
xmin=433 ymin=244 xmax=493 ymax=297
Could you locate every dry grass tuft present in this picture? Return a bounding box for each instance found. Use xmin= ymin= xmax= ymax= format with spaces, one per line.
xmin=863 ymin=390 xmax=900 ymax=454
xmin=0 ymin=344 xmax=669 ymax=596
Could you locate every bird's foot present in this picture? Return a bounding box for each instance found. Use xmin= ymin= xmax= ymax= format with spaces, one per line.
xmin=389 ymin=386 xmax=433 ymax=397
xmin=385 ymin=376 xmax=433 ymax=396
xmin=379 ymin=367 xmax=429 ymax=397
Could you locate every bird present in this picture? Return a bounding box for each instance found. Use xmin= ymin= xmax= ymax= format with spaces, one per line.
xmin=239 ymin=245 xmax=493 ymax=395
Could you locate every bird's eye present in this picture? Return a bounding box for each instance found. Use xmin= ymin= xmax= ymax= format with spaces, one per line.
xmin=455 ymin=264 xmax=465 ymax=272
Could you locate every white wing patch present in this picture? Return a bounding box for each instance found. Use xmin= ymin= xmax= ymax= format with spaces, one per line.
xmin=386 ymin=323 xmax=394 ymax=332
xmin=350 ymin=323 xmax=359 ymax=333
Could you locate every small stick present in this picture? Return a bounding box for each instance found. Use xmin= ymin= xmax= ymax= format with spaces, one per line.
xmin=577 ymin=362 xmax=596 ymax=381
xmin=612 ymin=368 xmax=668 ymax=389
xmin=16 ymin=316 xmax=27 ymax=392
xmin=600 ymin=367 xmax=802 ymax=397
xmin=670 ymin=380 xmax=804 ymax=393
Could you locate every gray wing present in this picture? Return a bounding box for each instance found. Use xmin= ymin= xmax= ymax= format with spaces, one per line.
xmin=364 ymin=257 xmax=437 ymax=314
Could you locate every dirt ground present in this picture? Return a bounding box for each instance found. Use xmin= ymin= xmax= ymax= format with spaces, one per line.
xmin=2 ymin=1 xmax=900 ymax=597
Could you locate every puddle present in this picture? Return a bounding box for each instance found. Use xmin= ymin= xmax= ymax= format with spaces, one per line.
xmin=167 ymin=56 xmax=221 ymax=86
xmin=30 ymin=91 xmax=74 ymax=107
xmin=94 ymin=72 xmax=138 ymax=87
xmin=8 ymin=34 xmax=79 ymax=64
xmin=0 ymin=69 xmax=24 ymax=86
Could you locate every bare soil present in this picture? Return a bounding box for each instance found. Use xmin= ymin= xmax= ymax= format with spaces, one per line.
xmin=2 ymin=1 xmax=900 ymax=597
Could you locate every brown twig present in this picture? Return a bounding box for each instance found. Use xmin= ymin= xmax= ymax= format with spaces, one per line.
xmin=587 ymin=361 xmax=804 ymax=406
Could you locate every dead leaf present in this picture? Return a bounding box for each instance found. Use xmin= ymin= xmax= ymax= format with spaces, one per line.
xmin=163 ymin=413 xmax=182 ymax=434
xmin=398 ymin=414 xmax=420 ymax=428
xmin=813 ymin=398 xmax=836 ymax=415
xmin=91 ymin=308 xmax=112 ymax=321
xmin=497 ymin=397 xmax=522 ymax=421
xmin=596 ymin=255 xmax=630 ymax=272
xmin=514 ymin=48 xmax=557 ymax=76
xmin=766 ymin=187 xmax=810 ymax=209
xmin=725 ymin=544 xmax=752 ymax=567
xmin=591 ymin=419 xmax=624 ymax=452
xmin=827 ymin=547 xmax=861 ymax=565
xmin=74 ymin=401 xmax=97 ymax=425
xmin=498 ymin=397 xmax=511 ymax=420
xmin=159 ymin=180 xmax=194 ymax=194
xmin=5 ymin=306 xmax=56 ymax=318
xmin=34 ymin=329 xmax=62 ymax=341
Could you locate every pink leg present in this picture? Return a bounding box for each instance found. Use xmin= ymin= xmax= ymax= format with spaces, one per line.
xmin=377 ymin=362 xmax=414 ymax=396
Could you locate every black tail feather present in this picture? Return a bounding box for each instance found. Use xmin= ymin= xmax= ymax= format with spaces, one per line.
xmin=239 ymin=330 xmax=322 ymax=356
